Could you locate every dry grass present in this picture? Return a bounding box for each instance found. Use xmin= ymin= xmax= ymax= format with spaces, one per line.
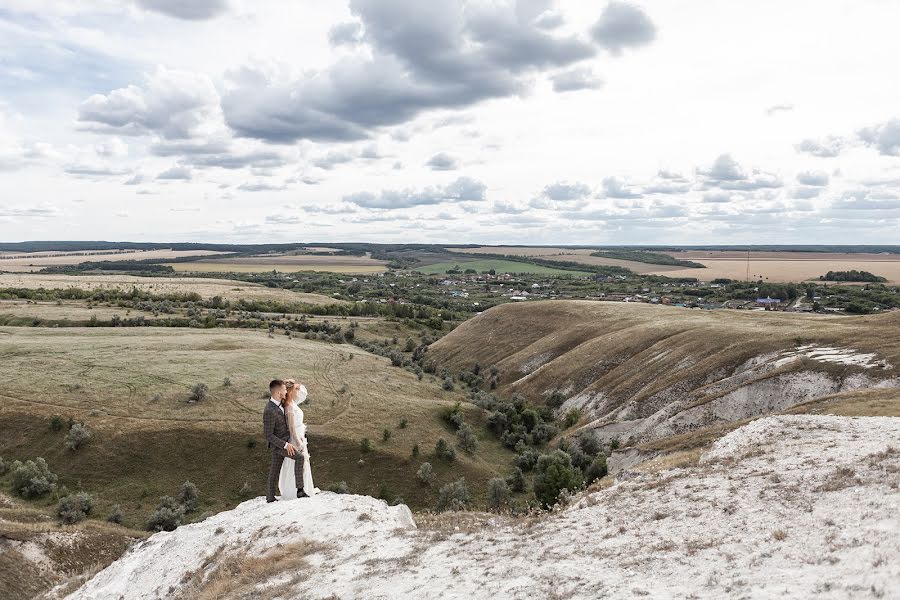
xmin=0 ymin=273 xmax=341 ymax=304
xmin=450 ymin=246 xmax=683 ymax=274
xmin=168 ymin=254 xmax=388 ymax=274
xmin=174 ymin=540 xmax=331 ymax=600
xmin=0 ymin=250 xmax=230 ymax=272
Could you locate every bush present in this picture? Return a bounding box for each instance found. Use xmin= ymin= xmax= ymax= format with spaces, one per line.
xmin=58 ymin=492 xmax=93 ymax=524
xmin=147 ymin=496 xmax=186 ymax=532
xmin=222 ymin=377 xmax=232 ymax=387
xmin=382 ymin=429 xmax=392 ymax=442
xmin=435 ymin=478 xmax=472 ymax=512
xmin=533 ymin=450 xmax=583 ymax=509
xmin=411 ymin=444 xmax=420 ymax=458
xmin=441 ymin=402 xmax=464 ymax=430
xmin=189 ymin=383 xmax=209 ymax=402
xmin=417 ymin=462 xmax=435 ymax=486
xmin=399 ymin=417 xmax=408 ymax=429
xmin=562 ymin=408 xmax=581 ymax=428
xmin=360 ymin=438 xmax=373 ymax=453
xmin=442 ymin=377 xmax=454 ymax=391
xmin=514 ymin=448 xmax=539 ymax=472
xmin=487 ymin=477 xmax=511 ymax=511
xmin=434 ymin=438 xmax=456 ymax=462
xmin=584 ymin=456 xmax=608 ymax=484
xmin=455 ymin=423 xmax=477 ymax=454
xmin=64 ymin=422 xmax=92 ymax=451
xmin=329 ymin=481 xmax=350 ymax=494
xmin=11 ymin=458 xmax=58 ymax=499
xmin=0 ymin=457 xmax=6 ymax=476
xmin=506 ymin=467 xmax=526 ymax=493
xmin=178 ymin=481 xmax=199 ymax=513
xmin=49 ymin=415 xmax=64 ymax=432
xmin=107 ymin=504 xmax=123 ymax=524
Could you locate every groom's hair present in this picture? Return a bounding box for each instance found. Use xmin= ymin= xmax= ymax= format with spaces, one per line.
xmin=269 ymin=379 xmax=285 ymax=392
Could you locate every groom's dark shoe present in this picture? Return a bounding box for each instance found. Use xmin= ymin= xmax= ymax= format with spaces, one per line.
xmin=266 ymin=498 xmax=279 ymax=503
xmin=297 ymin=490 xmax=310 ymax=499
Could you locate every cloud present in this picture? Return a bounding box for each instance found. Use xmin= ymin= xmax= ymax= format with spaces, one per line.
xmin=238 ymin=180 xmax=286 ymax=192
xmin=765 ymin=103 xmax=794 ymax=116
xmin=0 ymin=204 xmax=57 ymax=218
xmin=590 ymin=1 xmax=656 ymax=55
xmin=344 ymin=176 xmax=487 ymax=209
xmin=94 ymin=137 xmax=127 ymax=158
xmin=220 ymin=1 xmax=642 ymax=143
xmin=790 ymin=186 xmax=823 ymax=199
xmin=858 ymin=119 xmax=900 ymax=156
xmin=602 ymin=176 xmax=642 ymax=199
xmin=264 ymin=214 xmax=301 ymax=224
xmin=796 ymin=170 xmax=829 ymax=186
xmin=702 ymin=191 xmax=732 ymax=203
xmin=534 ymin=10 xmax=564 ymax=30
xmin=301 ymin=203 xmax=357 ymax=214
xmin=426 ymin=152 xmax=459 ymax=171
xmin=78 ymin=67 xmax=219 ymax=140
xmin=328 ymin=21 xmax=364 ymax=46
xmin=795 ymin=136 xmax=844 ymax=158
xmin=124 ymin=173 xmax=144 ymax=185
xmin=136 ymin=0 xmax=228 ymax=20
xmin=156 ymin=165 xmax=192 ymax=180
xmin=64 ymin=164 xmax=130 ymax=177
xmin=550 ymin=67 xmax=603 ymax=92
xmin=832 ymin=189 xmax=900 ymax=211
xmin=492 ymin=201 xmax=529 ymax=214
xmin=541 ymin=181 xmax=591 ymax=201
xmin=700 ymin=153 xmax=782 ymax=191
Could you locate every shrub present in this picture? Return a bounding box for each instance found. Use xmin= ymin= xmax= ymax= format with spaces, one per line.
xmin=11 ymin=458 xmax=58 ymax=499
xmin=435 ymin=478 xmax=472 ymax=512
xmin=506 ymin=467 xmax=526 ymax=493
xmin=222 ymin=377 xmax=232 ymax=387
xmin=545 ymin=391 xmax=566 ymax=409
xmin=584 ymin=456 xmax=608 ymax=484
xmin=456 ymin=423 xmax=477 ymax=454
xmin=49 ymin=415 xmax=64 ymax=432
xmin=434 ymin=438 xmax=456 ymax=462
xmin=382 ymin=429 xmax=392 ymax=442
xmin=147 ymin=496 xmax=186 ymax=532
xmin=360 ymin=438 xmax=373 ymax=453
xmin=178 ymin=481 xmax=199 ymax=513
xmin=0 ymin=457 xmax=6 ymax=476
xmin=411 ymin=444 xmax=420 ymax=458
xmin=562 ymin=408 xmax=581 ymax=429
xmin=399 ymin=417 xmax=408 ymax=429
xmin=189 ymin=383 xmax=209 ymax=403
xmin=442 ymin=377 xmax=454 ymax=391
xmin=441 ymin=402 xmax=464 ymax=430
xmin=329 ymin=481 xmax=350 ymax=494
xmin=514 ymin=448 xmax=539 ymax=472
xmin=533 ymin=450 xmax=583 ymax=509
xmin=487 ymin=478 xmax=511 ymax=511
xmin=246 ymin=438 xmax=257 ymax=449
xmin=64 ymin=422 xmax=92 ymax=451
xmin=417 ymin=462 xmax=435 ymax=486
xmin=58 ymin=492 xmax=93 ymax=524
xmin=575 ymin=431 xmax=602 ymax=457
xmin=106 ymin=504 xmax=123 ymax=524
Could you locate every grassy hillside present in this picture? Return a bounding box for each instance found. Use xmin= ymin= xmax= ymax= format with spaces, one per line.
xmin=0 ymin=327 xmax=514 ymax=527
xmin=415 ymin=259 xmax=592 ymax=276
xmin=428 ymin=301 xmax=900 ymax=446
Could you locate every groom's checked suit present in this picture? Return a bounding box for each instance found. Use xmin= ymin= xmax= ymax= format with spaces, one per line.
xmin=264 ymin=398 xmax=304 ymax=502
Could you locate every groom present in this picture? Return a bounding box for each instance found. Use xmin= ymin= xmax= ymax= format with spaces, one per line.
xmin=263 ymin=379 xmax=306 ymax=502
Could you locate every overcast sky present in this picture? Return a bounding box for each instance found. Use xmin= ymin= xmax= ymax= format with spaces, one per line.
xmin=2 ymin=0 xmax=900 ymax=245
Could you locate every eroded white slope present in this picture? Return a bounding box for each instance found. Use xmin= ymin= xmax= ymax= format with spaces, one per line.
xmin=68 ymin=415 xmax=900 ymax=600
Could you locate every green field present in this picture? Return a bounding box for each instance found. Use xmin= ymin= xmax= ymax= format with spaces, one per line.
xmin=415 ymin=259 xmax=592 ymax=276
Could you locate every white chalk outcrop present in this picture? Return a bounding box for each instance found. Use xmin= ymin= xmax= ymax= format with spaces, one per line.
xmin=68 ymin=415 xmax=899 ymax=600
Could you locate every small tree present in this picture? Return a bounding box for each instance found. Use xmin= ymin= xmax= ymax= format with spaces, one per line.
xmin=411 ymin=444 xmax=420 ymax=458
xmin=360 ymin=438 xmax=373 ymax=453
xmin=64 ymin=422 xmax=92 ymax=451
xmin=442 ymin=377 xmax=454 ymax=391
xmin=456 ymin=423 xmax=477 ymax=454
xmin=58 ymin=492 xmax=93 ymax=524
xmin=417 ymin=462 xmax=435 ymax=486
xmin=399 ymin=417 xmax=408 ymax=429
xmin=434 ymin=438 xmax=456 ymax=462
xmin=107 ymin=504 xmax=124 ymax=525
xmin=222 ymin=377 xmax=232 ymax=387
xmin=178 ymin=481 xmax=199 ymax=513
xmin=147 ymin=496 xmax=186 ymax=532
xmin=487 ymin=477 xmax=511 ymax=511
xmin=506 ymin=467 xmax=526 ymax=493
xmin=49 ymin=415 xmax=64 ymax=432
xmin=435 ymin=478 xmax=472 ymax=512
xmin=533 ymin=450 xmax=583 ymax=509
xmin=382 ymin=429 xmax=392 ymax=442
xmin=11 ymin=458 xmax=58 ymax=499
xmin=584 ymin=456 xmax=608 ymax=484
xmin=189 ymin=383 xmax=209 ymax=403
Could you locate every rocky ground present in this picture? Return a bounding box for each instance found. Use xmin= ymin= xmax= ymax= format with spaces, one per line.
xmin=66 ymin=415 xmax=899 ymax=600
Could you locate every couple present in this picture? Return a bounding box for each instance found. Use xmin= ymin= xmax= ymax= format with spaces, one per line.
xmin=263 ymin=378 xmax=319 ymax=502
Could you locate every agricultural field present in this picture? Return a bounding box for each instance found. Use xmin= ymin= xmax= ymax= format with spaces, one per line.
xmin=450 ymin=246 xmax=686 ymax=274
xmin=651 ymin=251 xmax=900 ymax=283
xmin=0 ymin=326 xmax=514 ymax=528
xmin=167 ymin=253 xmax=388 ymax=274
xmin=0 ymin=273 xmax=341 ymax=304
xmin=415 ymin=259 xmax=592 ymax=276
xmin=0 ymin=249 xmax=231 ymax=272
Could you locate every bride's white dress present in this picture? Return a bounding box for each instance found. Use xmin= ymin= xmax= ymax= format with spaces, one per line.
xmin=278 ymin=403 xmax=319 ymax=499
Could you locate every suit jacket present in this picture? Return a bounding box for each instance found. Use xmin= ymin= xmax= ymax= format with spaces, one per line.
xmin=263 ymin=400 xmax=290 ymax=450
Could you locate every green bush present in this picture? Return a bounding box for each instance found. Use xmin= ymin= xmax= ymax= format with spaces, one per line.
xmin=11 ymin=458 xmax=58 ymax=499
xmin=147 ymin=496 xmax=186 ymax=532
xmin=487 ymin=478 xmax=511 ymax=511
xmin=360 ymin=438 xmax=373 ymax=453
xmin=411 ymin=444 xmax=420 ymax=458
xmin=64 ymin=422 xmax=92 ymax=451
xmin=455 ymin=423 xmax=477 ymax=453
xmin=584 ymin=456 xmax=608 ymax=484
xmin=442 ymin=377 xmax=454 ymax=391
xmin=435 ymin=478 xmax=472 ymax=512
xmin=514 ymin=448 xmax=539 ymax=472
xmin=178 ymin=481 xmax=199 ymax=513
xmin=562 ymin=408 xmax=581 ymax=428
xmin=506 ymin=467 xmax=526 ymax=493
xmin=416 ymin=462 xmax=435 ymax=486
xmin=0 ymin=457 xmax=7 ymax=476
xmin=398 ymin=417 xmax=408 ymax=429
xmin=434 ymin=438 xmax=456 ymax=462
xmin=58 ymin=492 xmax=93 ymax=524
xmin=329 ymin=481 xmax=350 ymax=494
xmin=189 ymin=383 xmax=209 ymax=402
xmin=49 ymin=415 xmax=64 ymax=432
xmin=107 ymin=504 xmax=123 ymax=524
xmin=533 ymin=450 xmax=583 ymax=509
xmin=382 ymin=429 xmax=392 ymax=442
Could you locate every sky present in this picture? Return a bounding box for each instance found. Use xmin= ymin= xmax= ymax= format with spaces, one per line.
xmin=2 ymin=0 xmax=900 ymax=245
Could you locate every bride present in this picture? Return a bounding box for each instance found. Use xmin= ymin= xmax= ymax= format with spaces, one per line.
xmin=278 ymin=379 xmax=320 ymax=499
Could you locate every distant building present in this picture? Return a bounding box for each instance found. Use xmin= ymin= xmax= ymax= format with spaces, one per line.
xmin=755 ymin=296 xmax=782 ymax=310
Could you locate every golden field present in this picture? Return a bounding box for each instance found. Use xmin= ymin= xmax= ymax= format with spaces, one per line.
xmin=168 ymin=254 xmax=388 ymax=274
xmin=0 ymin=249 xmax=230 ymax=272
